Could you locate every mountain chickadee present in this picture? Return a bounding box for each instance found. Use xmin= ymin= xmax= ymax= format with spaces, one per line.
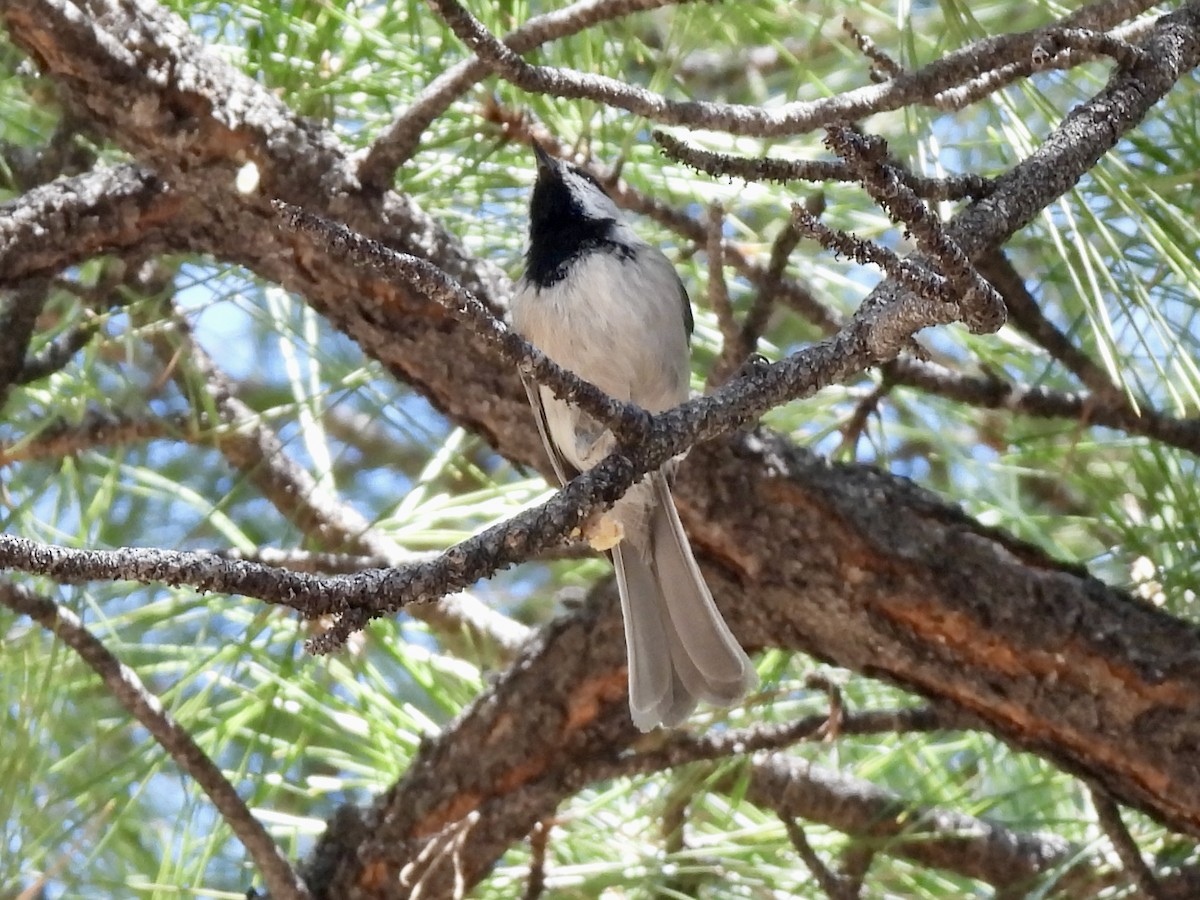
xmin=511 ymin=142 xmax=757 ymax=730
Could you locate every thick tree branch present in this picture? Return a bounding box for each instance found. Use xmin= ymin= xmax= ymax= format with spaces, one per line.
xmin=0 ymin=164 xmax=176 ymax=283
xmin=299 ymin=424 xmax=1200 ymax=896
xmin=306 ymin=538 xmax=1200 ymax=898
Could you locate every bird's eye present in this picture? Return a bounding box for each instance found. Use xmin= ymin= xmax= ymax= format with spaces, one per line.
xmin=572 ymin=168 xmax=606 ymax=193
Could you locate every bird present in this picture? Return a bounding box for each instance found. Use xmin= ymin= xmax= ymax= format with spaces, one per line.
xmin=510 ymin=141 xmax=757 ymax=731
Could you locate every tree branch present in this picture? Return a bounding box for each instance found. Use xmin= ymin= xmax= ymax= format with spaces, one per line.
xmin=886 ymin=356 xmax=1200 ymax=456
xmin=0 ymin=181 xmax=1020 ymax=651
xmin=0 ymin=580 xmax=311 ymax=900
xmin=655 ymin=130 xmax=994 ymax=202
xmin=423 ymin=0 xmax=1172 ymax=136
xmin=1091 ymin=787 xmax=1168 ymax=900
xmin=0 ymin=278 xmax=49 ymax=405
xmin=0 ymin=164 xmax=176 ymax=284
xmin=782 ymin=815 xmax=860 ymax=900
xmin=0 ymin=410 xmax=200 ymax=467
xmin=357 ymin=0 xmax=699 ymax=187
xmin=750 ymin=754 xmax=1103 ymax=896
xmin=976 ymin=251 xmax=1126 ymax=400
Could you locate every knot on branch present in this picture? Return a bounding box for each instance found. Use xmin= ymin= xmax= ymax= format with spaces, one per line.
xmin=959 ymin=282 xmax=1008 ymax=334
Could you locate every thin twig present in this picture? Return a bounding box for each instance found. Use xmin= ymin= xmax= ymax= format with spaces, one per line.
xmin=887 ymin=357 xmax=1200 ymax=456
xmin=790 ymin=204 xmax=954 ymax=304
xmin=656 ymin=132 xmax=994 ymax=201
xmin=806 ymin=673 xmax=845 ymax=741
xmin=423 ymin=0 xmax=1163 ymax=137
xmin=14 ymin=316 xmax=100 ymax=384
xmin=933 ymin=21 xmax=1153 ymax=110
xmin=0 ymin=410 xmax=200 ymax=466
xmin=357 ymin=0 xmax=700 ymax=185
xmin=836 ymin=381 xmax=892 ymax=460
xmin=839 ymin=844 xmax=875 ymax=897
xmin=603 ymin=154 xmax=845 ymax=334
xmin=976 ymin=251 xmax=1124 ymax=401
xmin=705 ymin=201 xmax=741 ymax=388
xmin=578 ymin=706 xmax=954 ymax=782
xmin=404 ymin=810 xmax=480 ymax=900
xmin=740 ymin=219 xmax=801 ymax=350
xmin=843 ymin=17 xmax=904 ymax=79
xmin=749 ymin=754 xmax=1110 ymax=898
xmin=1090 ymin=786 xmax=1167 ymax=900
xmin=0 ymin=279 xmax=47 ymax=404
xmin=783 ymin=817 xmax=859 ymax=900
xmin=0 ymin=109 xmax=97 ymax=192
xmin=657 ymin=821 xmax=701 ymax=896
xmin=823 ymin=124 xmax=1006 ymax=334
xmin=0 ymin=580 xmax=311 ymax=900
xmin=522 ymin=820 xmax=551 ymax=900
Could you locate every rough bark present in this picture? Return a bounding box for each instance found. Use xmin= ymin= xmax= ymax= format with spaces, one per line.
xmin=304 ymin=431 xmax=1200 ymax=896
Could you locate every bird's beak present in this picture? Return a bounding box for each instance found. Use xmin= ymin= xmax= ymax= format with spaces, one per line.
xmin=532 ymin=139 xmax=555 ymax=175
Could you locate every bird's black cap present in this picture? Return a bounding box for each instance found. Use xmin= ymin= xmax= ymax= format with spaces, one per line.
xmin=532 ymin=140 xmax=555 ymax=176
xmin=524 ymin=141 xmax=626 ymax=288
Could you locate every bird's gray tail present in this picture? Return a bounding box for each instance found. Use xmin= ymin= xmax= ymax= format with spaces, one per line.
xmin=613 ymin=473 xmax=757 ymax=731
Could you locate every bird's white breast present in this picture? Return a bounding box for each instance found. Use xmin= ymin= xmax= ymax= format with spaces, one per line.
xmin=512 ymin=242 xmax=693 ymax=540
xmin=512 ymin=245 xmax=691 ymax=416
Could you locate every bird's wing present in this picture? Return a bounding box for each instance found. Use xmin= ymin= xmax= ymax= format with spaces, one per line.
xmin=520 ymin=371 xmax=578 ymax=487
xmin=676 ymin=272 xmax=694 ymax=337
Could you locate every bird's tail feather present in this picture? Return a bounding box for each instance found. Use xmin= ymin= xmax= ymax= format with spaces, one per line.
xmin=613 ymin=545 xmax=673 ymax=730
xmin=614 ymin=474 xmax=757 ymax=731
